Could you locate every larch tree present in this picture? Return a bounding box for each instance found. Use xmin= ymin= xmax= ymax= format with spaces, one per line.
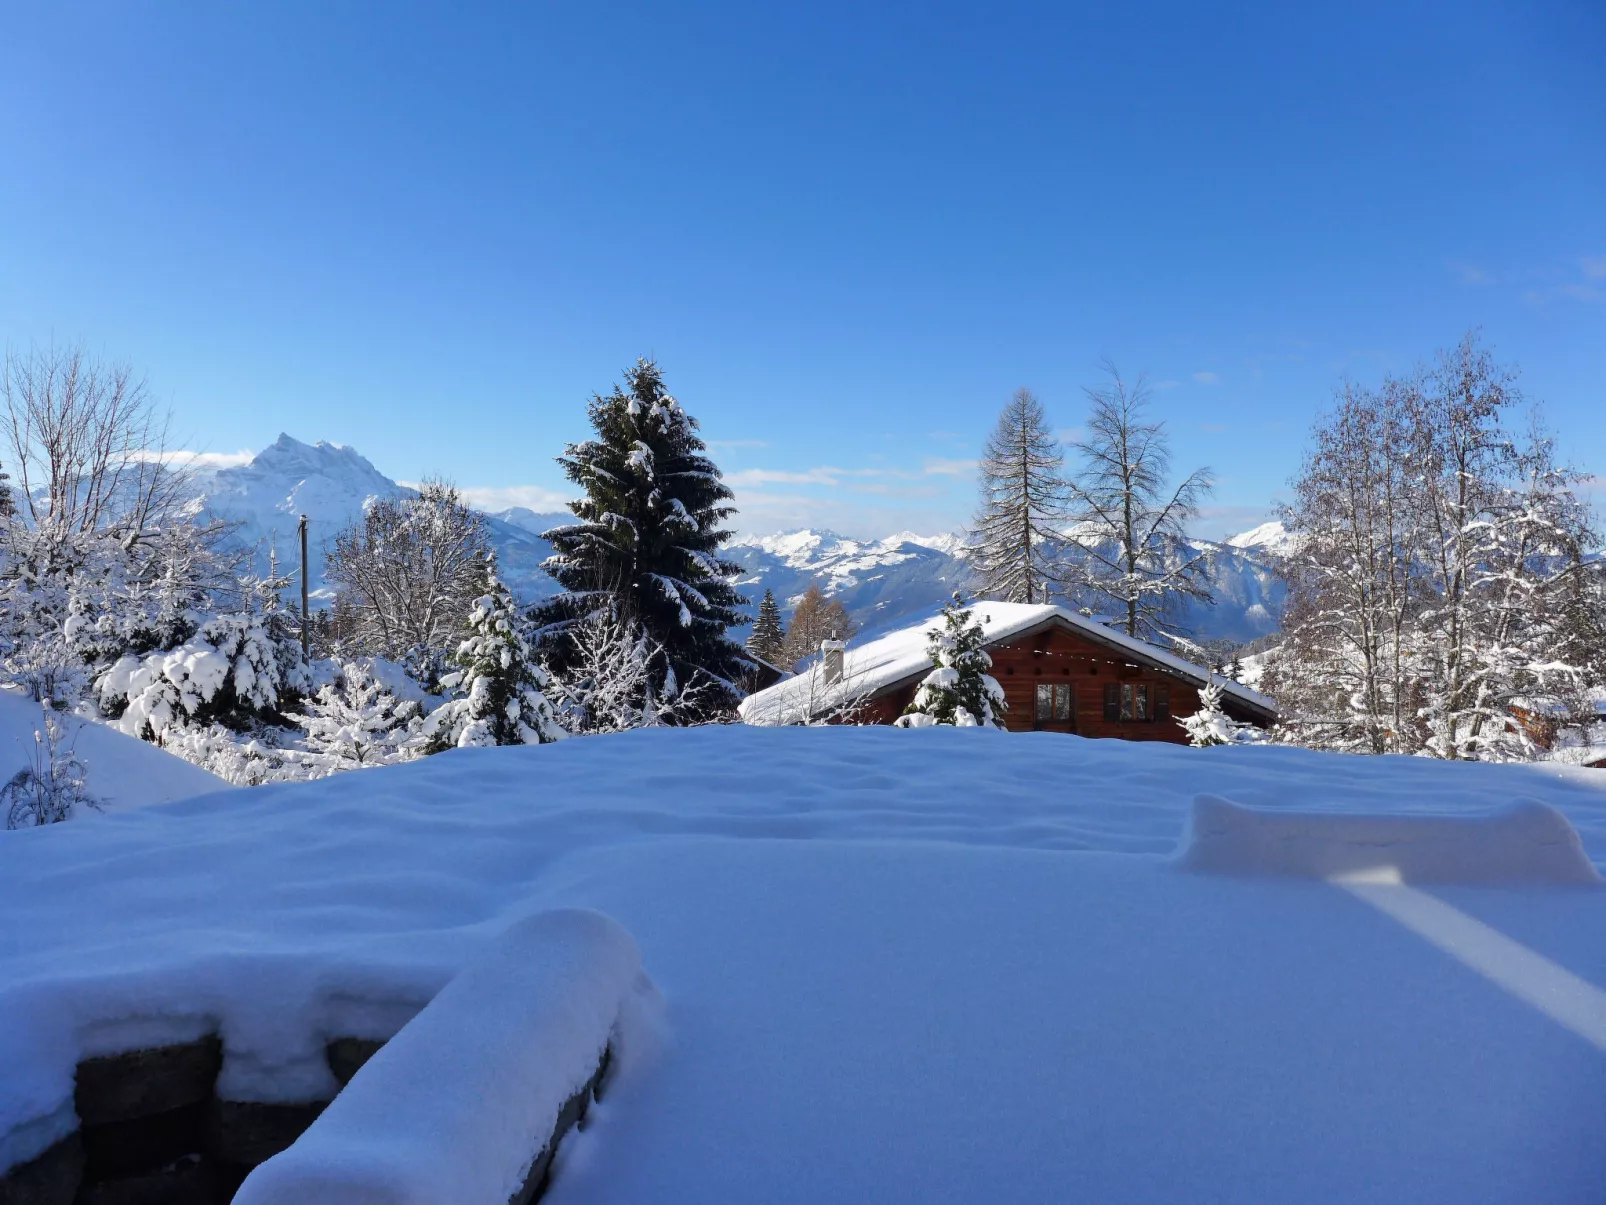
xmin=970 ymin=387 xmax=1066 ymax=604
xmin=1063 ymin=363 xmax=1214 ymax=640
xmin=747 ymin=588 xmax=787 ymax=665
xmin=779 ymin=582 xmax=855 ymax=668
xmin=532 ymin=359 xmax=751 ymax=719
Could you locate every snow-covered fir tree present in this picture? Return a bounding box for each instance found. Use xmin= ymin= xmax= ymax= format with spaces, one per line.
xmin=424 ymin=556 xmax=564 ymax=750
xmin=970 ymin=387 xmax=1066 ymax=604
xmin=1063 ymin=363 xmax=1215 ymax=640
xmin=294 ymin=660 xmax=423 ymax=769
xmin=895 ymin=594 xmax=1007 ymax=728
xmin=747 ymin=588 xmax=786 ymax=666
xmin=1179 ymin=678 xmax=1263 ymax=747
xmin=533 ymin=359 xmax=751 ymax=719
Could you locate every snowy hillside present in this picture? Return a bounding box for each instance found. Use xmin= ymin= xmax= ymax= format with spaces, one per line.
xmin=3 ymin=728 xmax=1605 ymax=1202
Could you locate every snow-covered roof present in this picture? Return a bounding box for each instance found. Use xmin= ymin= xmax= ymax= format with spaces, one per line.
xmin=738 ymin=602 xmax=1278 ymax=725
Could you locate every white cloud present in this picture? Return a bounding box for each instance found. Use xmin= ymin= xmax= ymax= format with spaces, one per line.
xmin=455 ymin=484 xmax=572 ymax=514
xmin=1192 ymin=371 xmax=1220 ymax=385
xmin=134 ymin=448 xmax=257 ymax=469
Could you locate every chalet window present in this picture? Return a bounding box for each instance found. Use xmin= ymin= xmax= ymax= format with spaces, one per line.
xmin=1036 ymin=684 xmax=1075 ymax=725
xmin=1154 ymin=687 xmax=1171 ymax=721
xmin=1134 ymin=685 xmax=1149 ymax=721
xmin=1103 ymin=683 xmax=1119 ymax=722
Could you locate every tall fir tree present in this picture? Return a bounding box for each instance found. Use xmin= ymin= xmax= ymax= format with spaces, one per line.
xmin=895 ymin=594 xmax=1007 ymax=728
xmin=425 ymin=556 xmax=564 ymax=750
xmin=533 ymin=359 xmax=751 ymax=717
xmin=747 ymin=588 xmax=786 ymax=665
xmin=971 ymin=387 xmax=1066 ymax=604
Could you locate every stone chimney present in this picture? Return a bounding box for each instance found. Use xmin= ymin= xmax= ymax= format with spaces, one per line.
xmin=821 ymin=640 xmax=846 ymax=685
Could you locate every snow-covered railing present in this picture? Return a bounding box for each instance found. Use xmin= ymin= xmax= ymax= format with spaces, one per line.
xmin=234 ymin=909 xmax=640 ymax=1205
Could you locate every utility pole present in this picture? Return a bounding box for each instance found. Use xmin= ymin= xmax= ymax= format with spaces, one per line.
xmin=298 ymin=514 xmax=310 ymax=658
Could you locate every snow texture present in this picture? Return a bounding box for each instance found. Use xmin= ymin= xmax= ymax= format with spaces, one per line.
xmin=235 ymin=909 xmax=640 ymax=1205
xmin=4 ymin=727 xmax=1606 ymax=1201
xmin=0 ymin=686 xmax=227 ymax=813
xmin=1176 ymin=794 xmax=1601 ymax=885
xmin=740 ymin=601 xmax=1275 ymax=724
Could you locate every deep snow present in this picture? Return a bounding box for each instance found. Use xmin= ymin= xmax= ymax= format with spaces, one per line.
xmin=3 ymin=726 xmax=1605 ymax=1202
xmin=0 ymin=687 xmax=227 ymax=814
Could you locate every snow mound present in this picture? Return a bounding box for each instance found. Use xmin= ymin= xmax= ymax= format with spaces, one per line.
xmin=1175 ymin=794 xmax=1602 ymax=886
xmin=236 ymin=909 xmax=641 ymax=1205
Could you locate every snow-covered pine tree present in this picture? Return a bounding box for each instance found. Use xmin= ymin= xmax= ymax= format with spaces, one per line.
xmin=1179 ymin=678 xmax=1262 ymax=746
xmin=747 ymin=588 xmax=786 ymax=666
xmin=894 ymin=594 xmax=1007 ymax=728
xmin=295 ymin=660 xmax=422 ymax=768
xmin=1063 ymin=363 xmax=1215 ymax=640
xmin=970 ymin=387 xmax=1066 ymax=604
xmin=423 ymin=556 xmax=564 ymax=750
xmin=533 ymin=359 xmax=750 ymax=719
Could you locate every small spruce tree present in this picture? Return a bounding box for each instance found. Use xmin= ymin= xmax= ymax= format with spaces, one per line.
xmin=424 ymin=556 xmax=564 ymax=750
xmin=747 ymin=588 xmax=786 ymax=665
xmin=1179 ymin=678 xmax=1262 ymax=747
xmin=895 ymin=594 xmax=1006 ymax=728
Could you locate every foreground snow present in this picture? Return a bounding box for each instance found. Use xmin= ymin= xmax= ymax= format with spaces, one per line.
xmin=0 ymin=687 xmax=228 ymax=814
xmin=3 ymin=727 xmax=1605 ymax=1201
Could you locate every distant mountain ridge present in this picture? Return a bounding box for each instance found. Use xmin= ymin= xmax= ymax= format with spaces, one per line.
xmin=186 ymin=435 xmax=1287 ymax=646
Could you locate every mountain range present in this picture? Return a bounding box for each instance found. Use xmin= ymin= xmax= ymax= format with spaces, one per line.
xmin=190 ymin=435 xmax=1287 ymax=647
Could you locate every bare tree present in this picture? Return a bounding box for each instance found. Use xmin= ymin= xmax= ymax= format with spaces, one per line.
xmin=970 ymin=387 xmax=1066 ymax=604
xmin=325 ymin=480 xmax=491 ymax=668
xmin=1063 ymin=362 xmax=1214 ymax=639
xmin=1 ymin=341 xmax=193 ymax=537
xmin=780 ymin=582 xmax=856 ymax=668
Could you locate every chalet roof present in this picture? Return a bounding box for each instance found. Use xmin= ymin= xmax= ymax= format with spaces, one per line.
xmin=738 ymin=601 xmax=1279 ymax=726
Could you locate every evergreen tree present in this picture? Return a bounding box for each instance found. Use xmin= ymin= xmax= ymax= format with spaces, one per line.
xmin=747 ymin=588 xmax=786 ymax=665
xmin=1179 ymin=678 xmax=1263 ymax=747
xmin=895 ymin=594 xmax=1007 ymax=728
xmin=533 ymin=359 xmax=750 ymax=717
xmin=424 ymin=556 xmax=564 ymax=749
xmin=971 ymin=387 xmax=1066 ymax=604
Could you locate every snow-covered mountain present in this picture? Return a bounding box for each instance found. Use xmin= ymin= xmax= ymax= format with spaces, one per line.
xmin=187 ymin=436 xmax=1287 ymax=645
xmin=191 ymin=435 xmax=559 ymax=604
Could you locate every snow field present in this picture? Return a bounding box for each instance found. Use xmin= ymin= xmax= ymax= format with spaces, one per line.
xmin=235 ymin=909 xmax=643 ymax=1205
xmin=2 ymin=725 xmax=1605 ymax=1200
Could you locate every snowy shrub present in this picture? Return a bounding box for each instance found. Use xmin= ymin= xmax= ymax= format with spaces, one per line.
xmin=556 ymin=606 xmax=713 ymax=734
xmin=422 ymin=558 xmax=564 ymax=750
xmin=157 ymin=722 xmax=322 ymax=786
xmin=1179 ymin=679 xmax=1265 ymax=747
xmin=3 ymin=706 xmax=97 ymax=828
xmin=294 ymin=659 xmax=424 ymax=769
xmin=895 ymin=594 xmax=1006 ymax=729
xmin=96 ymin=609 xmax=310 ymax=741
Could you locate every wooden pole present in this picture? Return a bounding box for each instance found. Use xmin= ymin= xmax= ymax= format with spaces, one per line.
xmin=298 ymin=514 xmax=310 ymax=657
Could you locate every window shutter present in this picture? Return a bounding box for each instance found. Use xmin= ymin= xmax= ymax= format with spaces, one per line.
xmin=1103 ymin=683 xmax=1119 ymax=722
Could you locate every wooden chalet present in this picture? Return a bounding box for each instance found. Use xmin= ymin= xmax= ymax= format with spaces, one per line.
xmin=739 ymin=602 xmax=1278 ymax=740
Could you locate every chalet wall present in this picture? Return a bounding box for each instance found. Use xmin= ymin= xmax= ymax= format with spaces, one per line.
xmin=846 ymin=623 xmax=1265 ymax=741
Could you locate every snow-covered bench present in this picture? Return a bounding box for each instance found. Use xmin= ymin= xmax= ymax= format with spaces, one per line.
xmin=234 ymin=909 xmax=642 ymax=1205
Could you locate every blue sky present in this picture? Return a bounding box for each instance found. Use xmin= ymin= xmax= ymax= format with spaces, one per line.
xmin=1 ymin=1 xmax=1602 ymax=539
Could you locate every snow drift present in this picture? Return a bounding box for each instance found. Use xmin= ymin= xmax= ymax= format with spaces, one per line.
xmin=1175 ymin=794 xmax=1601 ymax=885
xmin=236 ymin=909 xmax=642 ymax=1205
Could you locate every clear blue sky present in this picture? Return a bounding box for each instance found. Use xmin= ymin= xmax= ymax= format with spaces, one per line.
xmin=2 ymin=1 xmax=1602 ymax=539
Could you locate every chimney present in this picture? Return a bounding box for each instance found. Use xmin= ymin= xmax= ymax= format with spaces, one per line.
xmin=821 ymin=640 xmax=846 ymax=685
